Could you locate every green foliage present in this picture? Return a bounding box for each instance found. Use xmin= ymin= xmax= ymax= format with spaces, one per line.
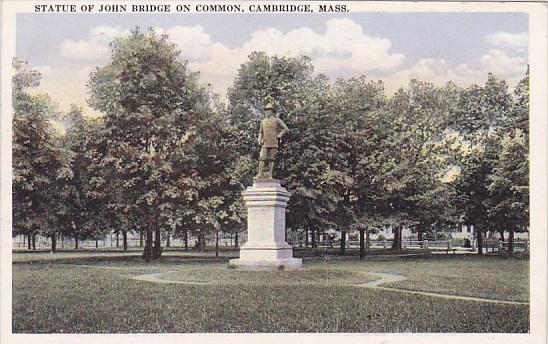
xmin=87 ymin=28 xmax=215 ymax=247
xmin=59 ymin=106 xmax=112 ymax=240
xmin=88 ymin=28 xmax=207 ymax=149
xmin=228 ymin=52 xmax=315 ymax=160
xmin=14 ymin=30 xmax=529 ymax=255
xmin=449 ymin=73 xmax=512 ymax=139
xmin=12 ymin=58 xmax=70 ymax=240
xmin=487 ymin=131 xmax=529 ymax=232
xmin=510 ymin=67 xmax=529 ymax=136
xmin=86 ymin=28 xmax=244 ymax=252
xmin=445 ymin=71 xmax=529 ymax=253
xmin=368 ymin=80 xmax=460 ymax=247
xmin=169 ymin=108 xmax=244 ymax=237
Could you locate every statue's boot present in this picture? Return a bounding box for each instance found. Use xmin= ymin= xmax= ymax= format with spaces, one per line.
xmin=257 ymin=161 xmax=265 ymax=178
xmin=267 ymin=161 xmax=274 ymax=179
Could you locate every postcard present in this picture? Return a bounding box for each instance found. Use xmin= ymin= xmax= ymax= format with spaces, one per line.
xmin=1 ymin=1 xmax=546 ymax=344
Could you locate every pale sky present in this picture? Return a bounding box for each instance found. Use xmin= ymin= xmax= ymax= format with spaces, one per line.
xmin=16 ymin=12 xmax=528 ymax=117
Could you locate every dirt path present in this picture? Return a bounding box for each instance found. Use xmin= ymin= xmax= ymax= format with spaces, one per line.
xmin=360 ymin=272 xmax=407 ymax=287
xmin=133 ymin=271 xmax=210 ymax=285
xmin=58 ymin=264 xmax=130 ymax=270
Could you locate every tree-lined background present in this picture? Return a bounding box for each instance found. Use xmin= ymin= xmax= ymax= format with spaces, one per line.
xmin=12 ymin=29 xmax=529 ymax=260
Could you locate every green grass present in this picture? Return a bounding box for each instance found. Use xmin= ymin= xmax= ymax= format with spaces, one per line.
xmin=12 ymin=254 xmax=529 ymax=333
xmin=159 ymin=265 xmax=375 ymax=286
xmin=327 ymin=256 xmax=529 ymax=302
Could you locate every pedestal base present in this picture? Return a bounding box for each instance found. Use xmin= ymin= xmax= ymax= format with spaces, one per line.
xmin=229 ymin=179 xmax=302 ymax=271
xmin=228 ymin=257 xmax=302 ymax=270
xmin=229 ymin=245 xmax=302 ymax=270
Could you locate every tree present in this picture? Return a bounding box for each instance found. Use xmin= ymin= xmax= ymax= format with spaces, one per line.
xmin=12 ymin=58 xmax=71 ymax=252
xmin=487 ymin=132 xmax=528 ymax=252
xmin=509 ymin=66 xmax=529 ymax=136
xmin=227 ymin=52 xmax=323 ymax=245
xmin=170 ymin=106 xmax=243 ymax=257
xmin=88 ymin=28 xmax=210 ymax=261
xmin=309 ymin=76 xmax=387 ymax=254
xmin=59 ymin=105 xmax=113 ymax=249
xmin=377 ymin=80 xmax=458 ymax=250
xmin=491 ymin=68 xmax=530 ymax=249
xmin=449 ymin=74 xmax=513 ymax=254
xmin=486 ymin=68 xmax=529 ymax=252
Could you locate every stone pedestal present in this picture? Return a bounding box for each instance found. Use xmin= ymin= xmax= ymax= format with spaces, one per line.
xmin=229 ymin=179 xmax=302 ymax=270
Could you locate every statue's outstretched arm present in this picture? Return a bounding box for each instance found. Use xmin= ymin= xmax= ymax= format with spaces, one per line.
xmin=277 ymin=118 xmax=289 ymax=138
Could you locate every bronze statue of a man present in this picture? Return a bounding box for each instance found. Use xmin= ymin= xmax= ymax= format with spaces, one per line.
xmin=256 ymin=103 xmax=289 ymax=179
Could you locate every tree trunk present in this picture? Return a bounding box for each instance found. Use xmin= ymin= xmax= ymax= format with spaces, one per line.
xmin=508 ymin=229 xmax=514 ymax=252
xmin=74 ymin=233 xmax=79 ymax=249
xmin=234 ymin=231 xmax=238 ymax=248
xmin=305 ymin=227 xmax=309 ymax=248
xmin=201 ymin=233 xmax=206 ymax=251
xmin=32 ymin=233 xmax=37 ymax=250
xmin=116 ymin=232 xmax=119 ymax=248
xmin=154 ymin=227 xmax=162 ymax=259
xmin=122 ymin=230 xmax=128 ymax=252
xmin=166 ymin=231 xmax=171 ymax=248
xmin=365 ymin=229 xmax=371 ymax=249
xmin=184 ymin=230 xmax=188 ymax=250
xmin=311 ymin=228 xmax=317 ymax=248
xmin=139 ymin=231 xmax=143 ymax=247
xmin=340 ymin=230 xmax=346 ymax=255
xmin=144 ymin=229 xmax=152 ymax=262
xmin=196 ymin=233 xmax=205 ymax=252
xmin=95 ymin=239 xmax=99 ymax=249
xmin=51 ymin=233 xmax=57 ymax=253
xmin=316 ymin=230 xmax=321 ymax=245
xmin=359 ymin=227 xmax=365 ymax=259
xmin=215 ymin=230 xmax=219 ymax=258
xmin=476 ymin=226 xmax=483 ymax=255
xmin=27 ymin=233 xmax=31 ymax=250
xmin=61 ymin=234 xmax=64 ymax=249
xmin=391 ymin=226 xmax=397 ymax=250
xmin=391 ymin=225 xmax=402 ymax=250
xmin=418 ymin=231 xmax=423 ymax=241
xmin=499 ymin=230 xmax=505 ymax=242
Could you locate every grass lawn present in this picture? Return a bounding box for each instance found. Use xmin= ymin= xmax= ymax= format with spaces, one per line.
xmin=11 ymin=253 xmax=529 ymax=333
xmin=327 ymin=255 xmax=529 ymax=302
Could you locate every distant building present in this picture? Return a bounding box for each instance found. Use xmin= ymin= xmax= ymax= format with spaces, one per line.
xmin=451 ymin=225 xmax=529 ymax=240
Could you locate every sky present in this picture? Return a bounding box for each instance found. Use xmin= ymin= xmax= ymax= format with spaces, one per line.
xmin=16 ymin=12 xmax=528 ymax=116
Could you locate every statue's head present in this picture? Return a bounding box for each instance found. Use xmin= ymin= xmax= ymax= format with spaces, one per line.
xmin=264 ymin=102 xmax=275 ymax=117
